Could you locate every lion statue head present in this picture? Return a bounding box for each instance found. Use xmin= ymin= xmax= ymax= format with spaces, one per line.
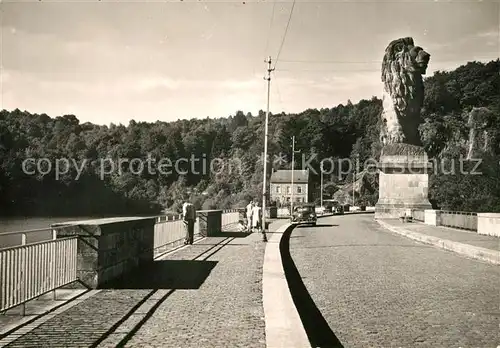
xmin=379 ymin=37 xmax=431 ymax=147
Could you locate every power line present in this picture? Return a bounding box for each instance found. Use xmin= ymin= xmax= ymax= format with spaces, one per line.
xmin=275 ymin=57 xmax=499 ymax=65
xmin=275 ymin=57 xmax=499 ymax=72
xmin=276 ymin=68 xmax=381 ymax=72
xmin=263 ymin=1 xmax=277 ymax=57
xmin=278 ymin=59 xmax=382 ymax=64
xmin=272 ymin=70 xmax=284 ymax=110
xmin=273 ymin=0 xmax=296 ymax=70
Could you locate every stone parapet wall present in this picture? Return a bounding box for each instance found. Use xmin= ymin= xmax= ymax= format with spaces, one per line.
xmin=424 ymin=209 xmax=441 ymax=226
xmin=52 ymin=217 xmax=156 ymax=288
xmin=196 ymin=210 xmax=222 ymax=237
xmin=477 ymin=213 xmax=500 ymax=237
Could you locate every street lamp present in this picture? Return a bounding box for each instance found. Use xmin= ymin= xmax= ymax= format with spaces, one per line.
xmin=320 ymin=160 xmax=324 ymax=210
xmin=261 ymin=56 xmax=273 ymax=242
xmin=352 ymin=154 xmax=359 ymax=207
xmin=290 ymin=136 xmax=300 ymax=214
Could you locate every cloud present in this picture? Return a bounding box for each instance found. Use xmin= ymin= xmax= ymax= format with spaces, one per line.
xmin=131 ymin=76 xmax=262 ymax=93
xmin=476 ymin=30 xmax=499 ymax=39
xmin=3 ymin=1 xmax=498 ymax=124
xmin=427 ymin=29 xmax=499 ymax=53
xmin=135 ymin=77 xmax=180 ymax=91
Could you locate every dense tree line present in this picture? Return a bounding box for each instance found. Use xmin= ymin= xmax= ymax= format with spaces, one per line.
xmin=0 ymin=59 xmax=498 ymax=216
xmin=420 ymin=60 xmax=500 ymax=212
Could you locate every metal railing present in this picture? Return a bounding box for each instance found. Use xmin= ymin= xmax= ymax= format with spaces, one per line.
xmin=153 ymin=218 xmax=197 ymax=256
xmin=221 ymin=211 xmax=240 ymax=227
xmin=277 ymin=208 xmax=290 ymax=217
xmin=409 ymin=209 xmax=478 ymax=231
xmin=440 ymin=210 xmax=478 ymax=231
xmin=153 ymin=210 xmax=240 ymax=257
xmin=0 ymin=227 xmax=58 ymax=249
xmin=0 ymin=210 xmax=241 ymax=315
xmin=0 ymin=231 xmax=78 ymax=314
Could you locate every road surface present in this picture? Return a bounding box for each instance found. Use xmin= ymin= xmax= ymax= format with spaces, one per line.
xmin=288 ymin=214 xmax=499 ymax=347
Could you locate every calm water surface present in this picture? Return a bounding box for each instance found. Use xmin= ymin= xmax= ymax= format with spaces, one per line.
xmin=0 ymin=216 xmax=103 ymax=249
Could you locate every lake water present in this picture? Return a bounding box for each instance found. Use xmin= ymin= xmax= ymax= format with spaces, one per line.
xmin=0 ymin=216 xmax=101 ymax=249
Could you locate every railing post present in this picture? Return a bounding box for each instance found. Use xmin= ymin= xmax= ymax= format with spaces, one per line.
xmin=52 ymin=234 xmax=57 ymax=301
xmin=20 ymin=247 xmax=26 ymax=316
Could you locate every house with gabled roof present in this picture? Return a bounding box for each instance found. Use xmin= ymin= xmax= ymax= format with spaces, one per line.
xmin=270 ymin=169 xmax=311 ymax=204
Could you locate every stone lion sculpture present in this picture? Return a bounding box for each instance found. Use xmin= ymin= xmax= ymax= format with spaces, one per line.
xmin=380 ymin=37 xmax=431 ymax=147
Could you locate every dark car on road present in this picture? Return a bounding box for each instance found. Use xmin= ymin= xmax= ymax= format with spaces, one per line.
xmin=290 ymin=203 xmax=317 ymax=226
xmin=333 ymin=202 xmax=344 ymax=215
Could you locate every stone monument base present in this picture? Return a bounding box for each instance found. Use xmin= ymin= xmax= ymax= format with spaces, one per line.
xmin=374 ymin=144 xmax=433 ymax=219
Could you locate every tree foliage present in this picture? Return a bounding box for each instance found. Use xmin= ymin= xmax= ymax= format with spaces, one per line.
xmin=0 ymin=59 xmax=498 ymax=215
xmin=419 ymin=60 xmax=500 ymax=211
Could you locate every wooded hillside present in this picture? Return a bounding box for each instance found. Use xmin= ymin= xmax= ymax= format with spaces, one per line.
xmin=0 ymin=59 xmax=498 ymax=216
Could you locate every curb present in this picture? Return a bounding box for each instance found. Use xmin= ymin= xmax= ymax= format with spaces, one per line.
xmin=262 ymin=223 xmax=310 ymax=348
xmin=377 ymin=219 xmax=500 ymax=265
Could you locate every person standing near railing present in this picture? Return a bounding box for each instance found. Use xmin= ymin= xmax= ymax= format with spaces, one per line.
xmin=246 ymin=200 xmax=254 ymax=232
xmin=252 ymin=200 xmax=263 ymax=233
xmin=182 ymin=201 xmax=196 ymax=245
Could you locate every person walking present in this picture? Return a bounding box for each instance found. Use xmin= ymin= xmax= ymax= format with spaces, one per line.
xmin=246 ymin=200 xmax=254 ymax=232
xmin=252 ymin=201 xmax=262 ymax=233
xmin=182 ymin=201 xmax=196 ymax=245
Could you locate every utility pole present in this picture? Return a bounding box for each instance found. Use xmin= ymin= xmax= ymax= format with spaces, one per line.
xmin=352 ymin=155 xmax=357 ymax=208
xmin=320 ymin=160 xmax=323 ymax=210
xmin=261 ymin=56 xmax=274 ymax=242
xmin=290 ymin=136 xmax=300 ymax=215
xmin=352 ymin=167 xmax=355 ymax=208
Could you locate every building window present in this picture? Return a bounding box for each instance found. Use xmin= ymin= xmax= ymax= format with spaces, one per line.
xmin=276 ymin=186 xmax=280 ymax=193
xmin=296 ymin=197 xmax=301 ymax=202
xmin=297 ymin=186 xmax=302 ymax=194
xmin=287 ymin=186 xmax=291 ymax=194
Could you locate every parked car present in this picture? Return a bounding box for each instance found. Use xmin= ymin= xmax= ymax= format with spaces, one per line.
xmin=329 ymin=201 xmax=344 ymax=215
xmin=290 ymin=203 xmax=317 ymax=226
xmin=335 ymin=205 xmax=344 ymax=215
xmin=322 ymin=204 xmax=333 ymax=213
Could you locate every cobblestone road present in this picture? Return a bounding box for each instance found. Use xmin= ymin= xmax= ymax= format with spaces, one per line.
xmin=3 ymin=221 xmax=286 ymax=348
xmin=289 ymin=214 xmax=500 ymax=348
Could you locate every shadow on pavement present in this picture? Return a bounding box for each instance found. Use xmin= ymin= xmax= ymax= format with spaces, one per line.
xmin=295 ymin=224 xmax=338 ymax=228
xmin=92 ymin=237 xmax=234 ymax=348
xmin=102 ymin=260 xmax=218 ymax=289
xmin=3 ymin=237 xmax=232 ymax=348
xmin=281 ymin=225 xmax=344 ymax=348
xmin=211 ymin=231 xmax=250 ymax=238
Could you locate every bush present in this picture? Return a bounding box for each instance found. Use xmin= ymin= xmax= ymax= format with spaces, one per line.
xmin=202 ymin=198 xmax=217 ymax=210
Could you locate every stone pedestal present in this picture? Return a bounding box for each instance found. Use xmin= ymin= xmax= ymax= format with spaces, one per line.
xmin=424 ymin=209 xmax=442 ymax=226
xmin=265 ymin=207 xmax=278 ymax=219
xmin=52 ymin=217 xmax=156 ymax=289
xmin=375 ymin=144 xmax=433 ymax=219
xmin=197 ymin=210 xmax=222 ymax=237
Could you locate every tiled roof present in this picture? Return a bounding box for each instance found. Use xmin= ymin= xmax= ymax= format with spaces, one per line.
xmin=270 ymin=170 xmax=309 ymax=183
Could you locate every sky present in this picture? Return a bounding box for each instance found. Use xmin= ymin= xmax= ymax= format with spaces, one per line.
xmin=1 ymin=0 xmax=499 ymax=125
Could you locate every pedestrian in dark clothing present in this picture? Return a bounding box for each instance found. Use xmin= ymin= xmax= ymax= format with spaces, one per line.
xmin=182 ymin=201 xmax=196 ymax=245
